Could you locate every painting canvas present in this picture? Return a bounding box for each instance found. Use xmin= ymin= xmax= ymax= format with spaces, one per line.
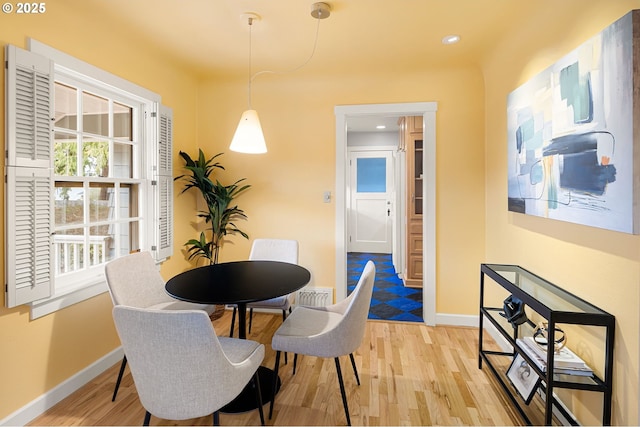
xmin=507 ymin=10 xmax=639 ymax=234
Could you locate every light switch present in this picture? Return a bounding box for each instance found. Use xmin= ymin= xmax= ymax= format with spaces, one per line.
xmin=323 ymin=191 xmax=331 ymax=203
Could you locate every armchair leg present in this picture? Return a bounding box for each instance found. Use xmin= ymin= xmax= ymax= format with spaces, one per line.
xmin=112 ymin=355 xmax=127 ymax=401
xmin=269 ymin=351 xmax=282 ymax=420
xmin=293 ymin=353 xmax=298 ymax=375
xmin=213 ymin=411 xmax=219 ymax=426
xmin=229 ymin=307 xmax=237 ymax=337
xmin=253 ymin=371 xmax=265 ymax=425
xmin=349 ymin=353 xmax=360 ymax=386
xmin=335 ymin=357 xmax=351 ymax=426
xmin=143 ymin=411 xmax=151 ymax=426
xmin=282 ymin=310 xmax=288 ymax=365
xmin=249 ymin=308 xmax=254 ymax=334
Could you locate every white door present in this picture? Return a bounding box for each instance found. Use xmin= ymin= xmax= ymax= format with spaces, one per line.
xmin=348 ymin=150 xmax=393 ymax=253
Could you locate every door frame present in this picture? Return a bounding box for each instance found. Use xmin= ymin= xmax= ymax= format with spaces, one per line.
xmin=335 ymin=102 xmax=438 ymax=326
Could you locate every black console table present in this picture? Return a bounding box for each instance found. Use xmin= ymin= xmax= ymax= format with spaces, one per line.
xmin=478 ymin=264 xmax=615 ymax=425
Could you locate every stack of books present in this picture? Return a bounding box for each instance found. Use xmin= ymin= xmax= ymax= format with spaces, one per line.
xmin=517 ymin=337 xmax=594 ymax=377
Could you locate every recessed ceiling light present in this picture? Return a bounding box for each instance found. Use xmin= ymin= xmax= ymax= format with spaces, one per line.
xmin=442 ymin=35 xmax=460 ymax=45
xmin=376 ymin=125 xmax=386 ymax=130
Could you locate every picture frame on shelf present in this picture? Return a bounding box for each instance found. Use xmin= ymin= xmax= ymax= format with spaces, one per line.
xmin=507 ymin=353 xmax=540 ymax=404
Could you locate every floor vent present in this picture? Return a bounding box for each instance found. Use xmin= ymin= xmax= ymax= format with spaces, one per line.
xmin=296 ymin=287 xmax=333 ymax=307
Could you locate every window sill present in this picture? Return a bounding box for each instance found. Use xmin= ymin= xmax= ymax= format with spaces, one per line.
xmin=30 ymin=277 xmax=109 ymax=320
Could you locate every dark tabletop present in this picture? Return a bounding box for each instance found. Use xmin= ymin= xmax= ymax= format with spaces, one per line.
xmin=165 ymin=260 xmax=311 ymax=305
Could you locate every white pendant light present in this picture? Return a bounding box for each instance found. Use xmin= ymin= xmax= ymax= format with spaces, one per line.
xmin=230 ymin=13 xmax=267 ymax=154
xmin=230 ymin=109 xmax=266 ymax=153
xmin=230 ymin=4 xmax=331 ymax=154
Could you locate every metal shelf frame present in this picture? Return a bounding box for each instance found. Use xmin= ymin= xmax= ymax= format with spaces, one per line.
xmin=478 ymin=264 xmax=615 ymax=426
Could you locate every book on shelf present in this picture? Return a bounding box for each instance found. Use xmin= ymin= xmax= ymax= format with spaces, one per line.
xmin=516 ymin=338 xmax=593 ymax=377
xmin=521 ymin=336 xmax=588 ymax=368
xmin=554 ymin=366 xmax=594 ymax=377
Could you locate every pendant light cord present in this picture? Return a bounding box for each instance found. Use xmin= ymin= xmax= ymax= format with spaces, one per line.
xmin=247 ymin=17 xmax=254 ymax=109
xmin=250 ymin=17 xmax=322 ymax=83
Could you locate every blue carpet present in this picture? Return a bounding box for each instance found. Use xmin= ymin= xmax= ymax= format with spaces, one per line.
xmin=347 ymin=252 xmax=423 ymax=322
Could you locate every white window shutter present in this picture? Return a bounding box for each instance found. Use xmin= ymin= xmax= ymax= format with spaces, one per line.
xmin=158 ymin=105 xmax=173 ymax=176
xmin=5 ymin=45 xmax=54 ymax=307
xmin=154 ymin=105 xmax=173 ymax=261
xmin=5 ymin=45 xmax=53 ymax=169
xmin=156 ymin=175 xmax=174 ymax=259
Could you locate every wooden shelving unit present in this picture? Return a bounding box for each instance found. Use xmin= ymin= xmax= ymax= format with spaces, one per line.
xmin=401 ymin=116 xmax=423 ymax=287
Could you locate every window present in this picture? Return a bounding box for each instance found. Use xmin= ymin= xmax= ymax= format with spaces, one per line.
xmin=4 ymin=41 xmax=173 ymax=317
xmin=356 ymin=157 xmax=387 ymax=193
xmin=53 ymin=81 xmax=141 ymax=276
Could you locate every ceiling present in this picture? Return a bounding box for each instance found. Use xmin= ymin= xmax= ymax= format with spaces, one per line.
xmin=79 ymin=0 xmax=544 ymax=132
xmin=84 ymin=0 xmax=537 ymax=78
xmin=346 ymin=115 xmax=402 ymax=133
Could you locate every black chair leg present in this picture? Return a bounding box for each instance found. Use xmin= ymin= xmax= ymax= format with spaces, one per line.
xmin=281 ymin=310 xmax=289 ymax=365
xmin=112 ymin=355 xmax=127 ymax=401
xmin=293 ymin=353 xmax=298 ymax=375
xmin=213 ymin=411 xmax=219 ymax=426
xmin=229 ymin=307 xmax=237 ymax=337
xmin=334 ymin=357 xmax=351 ymax=426
xmin=349 ymin=353 xmax=360 ymax=385
xmin=143 ymin=411 xmax=151 ymax=426
xmin=253 ymin=371 xmax=265 ymax=425
xmin=248 ymin=308 xmax=254 ymax=334
xmin=269 ymin=351 xmax=282 ymax=419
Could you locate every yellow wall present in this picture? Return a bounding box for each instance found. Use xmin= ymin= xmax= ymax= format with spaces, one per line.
xmin=482 ymin=1 xmax=639 ymax=425
xmin=196 ymin=67 xmax=486 ymax=315
xmin=1 ymin=0 xmax=637 ymax=425
xmin=0 ymin=1 xmax=199 ymax=419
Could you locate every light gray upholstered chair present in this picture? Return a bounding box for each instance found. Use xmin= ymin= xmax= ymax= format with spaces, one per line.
xmin=269 ymin=260 xmax=376 ymax=426
xmin=105 ymin=251 xmax=216 ymax=401
xmin=112 ymin=306 xmax=265 ymax=426
xmin=229 ymin=239 xmax=299 ymax=337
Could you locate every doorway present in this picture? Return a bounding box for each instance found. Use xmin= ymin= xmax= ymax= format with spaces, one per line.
xmin=335 ymin=102 xmax=438 ymax=326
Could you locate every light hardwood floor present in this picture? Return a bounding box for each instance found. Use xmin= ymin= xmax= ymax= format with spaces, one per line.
xmin=28 ymin=310 xmax=523 ymax=426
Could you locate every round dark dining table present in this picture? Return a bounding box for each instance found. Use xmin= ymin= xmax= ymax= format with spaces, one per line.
xmin=165 ymin=260 xmax=311 ymax=412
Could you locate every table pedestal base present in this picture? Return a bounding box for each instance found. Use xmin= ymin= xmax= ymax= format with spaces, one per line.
xmin=220 ymin=366 xmax=281 ymax=413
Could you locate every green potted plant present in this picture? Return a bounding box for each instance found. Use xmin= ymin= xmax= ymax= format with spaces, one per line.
xmin=175 ymin=149 xmax=251 ymax=265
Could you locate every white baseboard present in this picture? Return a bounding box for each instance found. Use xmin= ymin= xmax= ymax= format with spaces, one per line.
xmin=435 ymin=313 xmax=479 ymax=327
xmin=0 ymin=347 xmax=124 ymax=427
xmin=434 ymin=313 xmax=512 ymax=353
xmin=481 ymin=319 xmax=512 ymax=351
xmin=246 ymin=307 xmax=485 ymax=331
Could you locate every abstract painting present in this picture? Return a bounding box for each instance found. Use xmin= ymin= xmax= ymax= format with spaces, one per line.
xmin=507 ymin=10 xmax=639 ymax=234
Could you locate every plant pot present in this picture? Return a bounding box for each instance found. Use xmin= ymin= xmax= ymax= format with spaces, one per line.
xmin=209 ymin=304 xmax=226 ymax=321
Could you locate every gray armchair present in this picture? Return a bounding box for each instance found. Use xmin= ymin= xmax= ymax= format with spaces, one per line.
xmin=269 ymin=260 xmax=376 ymax=426
xmin=105 ymin=251 xmax=215 ymax=401
xmin=112 ymin=306 xmax=265 ymax=426
xmin=229 ymin=239 xmax=299 ymax=337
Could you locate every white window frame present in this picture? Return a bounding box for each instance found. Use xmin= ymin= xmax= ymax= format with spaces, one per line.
xmin=51 ymin=76 xmax=147 ymax=292
xmin=5 ymin=39 xmax=172 ymax=318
